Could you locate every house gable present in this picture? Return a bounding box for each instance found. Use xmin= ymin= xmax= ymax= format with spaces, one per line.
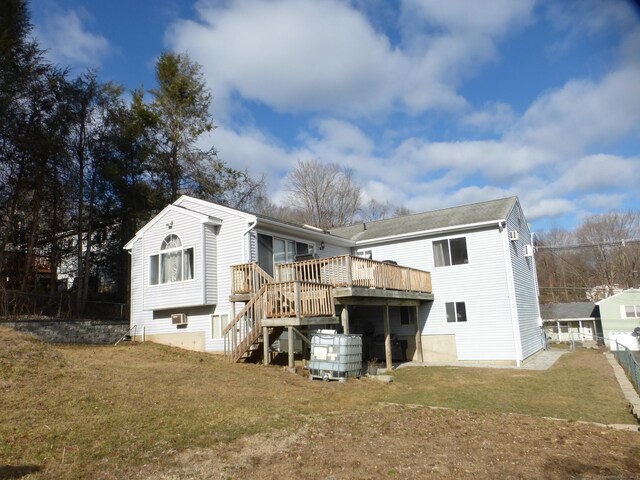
xmin=596 ymin=289 xmax=640 ymax=340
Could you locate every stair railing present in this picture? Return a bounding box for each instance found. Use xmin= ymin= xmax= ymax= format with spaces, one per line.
xmin=223 ymin=284 xmax=268 ymax=362
xmin=115 ymin=325 xmax=137 ymax=346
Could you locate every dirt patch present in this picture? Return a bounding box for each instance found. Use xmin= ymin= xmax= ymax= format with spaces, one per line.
xmin=134 ymin=404 xmax=640 ymax=480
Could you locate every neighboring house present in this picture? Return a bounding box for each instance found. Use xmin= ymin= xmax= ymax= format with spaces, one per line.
xmin=596 ymin=289 xmax=640 ymax=351
xmin=125 ymin=195 xmax=543 ymax=367
xmin=539 ymin=302 xmax=601 ymax=342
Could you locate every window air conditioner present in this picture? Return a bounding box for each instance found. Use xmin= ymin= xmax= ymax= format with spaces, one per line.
xmin=508 ymin=230 xmax=519 ymax=241
xmin=524 ymin=245 xmax=533 ymax=257
xmin=171 ymin=313 xmax=188 ymax=325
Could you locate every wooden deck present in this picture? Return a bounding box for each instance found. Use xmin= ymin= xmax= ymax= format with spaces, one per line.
xmin=225 ymin=256 xmax=432 ymax=363
xmin=232 ymin=255 xmax=432 ymax=299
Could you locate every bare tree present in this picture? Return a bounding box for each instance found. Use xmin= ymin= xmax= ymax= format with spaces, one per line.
xmin=285 ymin=159 xmax=361 ymax=229
xmin=575 ymin=211 xmax=640 ymax=293
xmin=536 ymin=211 xmax=640 ymax=303
xmin=359 ymin=199 xmax=391 ymax=222
xmin=359 ymin=199 xmax=413 ymax=222
xmin=252 ymin=198 xmax=307 ymax=225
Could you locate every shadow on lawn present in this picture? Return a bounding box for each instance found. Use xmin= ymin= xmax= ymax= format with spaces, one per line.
xmin=0 ymin=465 xmax=42 ymax=479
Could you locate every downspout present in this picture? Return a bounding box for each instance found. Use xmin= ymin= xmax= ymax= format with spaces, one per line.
xmin=501 ymin=221 xmax=523 ymax=367
xmin=242 ymin=220 xmax=257 ymax=263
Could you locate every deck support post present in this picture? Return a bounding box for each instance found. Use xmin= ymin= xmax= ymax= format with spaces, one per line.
xmin=414 ymin=305 xmax=424 ymax=362
xmin=288 ymin=326 xmax=295 ymax=369
xmin=383 ymin=305 xmax=392 ymax=371
xmin=263 ymin=326 xmax=269 ymax=366
xmin=341 ymin=306 xmax=350 ymax=334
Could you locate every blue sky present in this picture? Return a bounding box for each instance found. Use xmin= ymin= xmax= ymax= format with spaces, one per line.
xmin=28 ymin=0 xmax=640 ymax=231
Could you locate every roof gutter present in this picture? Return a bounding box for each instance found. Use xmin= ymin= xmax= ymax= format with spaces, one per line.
xmin=242 ymin=218 xmax=258 ymax=263
xmin=353 ymin=219 xmax=505 ymax=246
xmin=258 ymin=217 xmax=355 ymax=247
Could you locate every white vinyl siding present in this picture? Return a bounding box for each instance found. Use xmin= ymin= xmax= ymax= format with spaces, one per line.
xmin=598 ymin=290 xmax=640 ymax=342
xmin=359 ymin=227 xmax=517 ymax=362
xmin=205 ymin=208 xmax=255 ymax=352
xmin=129 ymin=240 xmax=152 ymax=329
xmin=142 ymin=210 xmax=206 ymax=311
xmin=506 ymin=203 xmax=544 ymax=360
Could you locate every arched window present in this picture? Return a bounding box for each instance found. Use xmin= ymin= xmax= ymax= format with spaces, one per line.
xmin=149 ymin=234 xmax=194 ymax=285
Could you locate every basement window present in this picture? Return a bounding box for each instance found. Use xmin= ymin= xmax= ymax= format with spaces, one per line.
xmin=212 ymin=314 xmax=230 ymax=339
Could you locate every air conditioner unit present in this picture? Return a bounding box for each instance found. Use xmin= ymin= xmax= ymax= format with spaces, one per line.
xmin=508 ymin=230 xmax=519 ymax=241
xmin=171 ymin=313 xmax=188 ymax=325
xmin=524 ymin=245 xmax=534 ymax=257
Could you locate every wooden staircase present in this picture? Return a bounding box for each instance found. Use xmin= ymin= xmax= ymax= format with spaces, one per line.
xmin=223 ymin=278 xmax=272 ymax=363
xmin=239 ymin=326 xmax=286 ymax=363
xmin=224 ymin=262 xmax=337 ymax=363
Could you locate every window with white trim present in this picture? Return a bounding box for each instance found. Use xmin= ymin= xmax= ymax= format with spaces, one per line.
xmin=149 ymin=234 xmax=194 ymax=285
xmin=212 ymin=314 xmax=230 ymax=339
xmin=445 ymin=302 xmax=467 ymax=323
xmin=433 ymin=238 xmax=468 ymax=267
xmin=623 ymin=305 xmax=640 ymax=318
xmin=273 ymin=238 xmax=296 ymax=265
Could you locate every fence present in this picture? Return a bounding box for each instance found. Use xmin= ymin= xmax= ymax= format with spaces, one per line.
xmin=550 ymin=331 xmax=640 ymax=396
xmin=613 ymin=342 xmax=640 ymax=396
xmin=0 ymin=289 xmax=128 ymax=322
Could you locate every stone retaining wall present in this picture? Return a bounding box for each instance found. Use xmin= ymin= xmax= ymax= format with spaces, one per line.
xmin=1 ymin=319 xmax=130 ymax=345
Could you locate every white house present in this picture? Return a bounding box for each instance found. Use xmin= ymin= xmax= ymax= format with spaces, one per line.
xmin=596 ymin=289 xmax=640 ymax=351
xmin=125 ymin=195 xmax=543 ymax=367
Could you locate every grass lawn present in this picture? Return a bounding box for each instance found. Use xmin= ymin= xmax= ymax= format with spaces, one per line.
xmin=387 ymin=349 xmax=633 ymax=423
xmin=1 ymin=326 xmax=638 ymax=479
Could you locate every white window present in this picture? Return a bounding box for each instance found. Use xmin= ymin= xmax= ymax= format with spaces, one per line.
xmin=623 ymin=305 xmax=640 ymax=318
xmin=273 ymin=238 xmax=296 ymax=265
xmin=149 ymin=234 xmax=194 ymax=285
xmin=212 ymin=314 xmax=230 ymax=339
xmin=445 ymin=302 xmax=467 ymax=323
xmin=433 ymin=238 xmax=468 ymax=267
xmin=357 ymin=250 xmax=373 ymax=260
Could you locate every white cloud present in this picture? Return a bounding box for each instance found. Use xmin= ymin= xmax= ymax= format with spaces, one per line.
xmin=523 ymin=197 xmax=575 ymax=220
xmin=166 ymin=0 xmax=537 ymax=118
xmin=304 ymin=119 xmax=374 ymax=157
xmin=401 ymin=0 xmax=535 ymax=38
xmin=393 ymin=139 xmax=554 ymax=183
xmin=552 ymin=154 xmax=639 ymax=192
xmin=462 ymin=102 xmax=516 ymax=133
xmin=167 ymin=0 xmax=403 ymax=116
xmin=508 ymin=64 xmax=640 ymax=155
xmin=206 ymin=126 xmax=295 ymax=178
xmin=36 ymin=8 xmax=109 ymax=68
xmin=581 ymin=193 xmax=628 ymax=210
xmin=546 ymin=0 xmax=638 ymax=37
xmin=174 ymin=0 xmax=638 ymax=230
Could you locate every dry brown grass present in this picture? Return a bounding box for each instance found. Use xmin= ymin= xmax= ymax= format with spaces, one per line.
xmin=1 ymin=326 xmax=638 ymax=479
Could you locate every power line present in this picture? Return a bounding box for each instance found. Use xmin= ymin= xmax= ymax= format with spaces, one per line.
xmin=536 ymin=238 xmax=640 ymax=250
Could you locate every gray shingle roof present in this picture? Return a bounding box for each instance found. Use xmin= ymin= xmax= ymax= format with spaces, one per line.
xmin=540 ymin=302 xmax=600 ymax=320
xmin=330 ymin=196 xmax=518 ymax=242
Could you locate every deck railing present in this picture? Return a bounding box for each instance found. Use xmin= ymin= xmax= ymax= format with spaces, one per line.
xmin=276 ymin=255 xmax=432 ymax=293
xmin=265 ymin=281 xmax=335 ymax=319
xmin=230 ymin=262 xmax=273 ymax=295
xmin=223 ymin=284 xmax=267 ymax=362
